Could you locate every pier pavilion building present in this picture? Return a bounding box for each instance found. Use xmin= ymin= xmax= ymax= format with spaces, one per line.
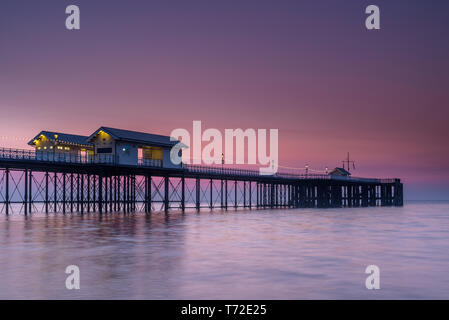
xmin=28 ymin=131 xmax=94 ymax=161
xmin=28 ymin=127 xmax=181 ymax=168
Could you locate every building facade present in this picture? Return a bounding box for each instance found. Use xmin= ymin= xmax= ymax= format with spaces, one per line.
xmin=28 ymin=131 xmax=94 ymax=161
xmin=28 ymin=127 xmax=182 ymax=168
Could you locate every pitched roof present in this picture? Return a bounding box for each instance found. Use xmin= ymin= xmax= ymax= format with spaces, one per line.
xmin=330 ymin=167 xmax=351 ymax=176
xmin=28 ymin=131 xmax=92 ymax=147
xmin=87 ymin=127 xmax=179 ymax=147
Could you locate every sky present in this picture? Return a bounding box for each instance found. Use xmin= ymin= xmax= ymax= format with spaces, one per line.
xmin=0 ymin=0 xmax=448 ymax=200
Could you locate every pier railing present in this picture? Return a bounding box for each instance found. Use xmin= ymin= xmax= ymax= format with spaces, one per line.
xmin=0 ymin=147 xmax=399 ymax=183
xmin=0 ymin=147 xmax=114 ymax=165
xmin=183 ymin=164 xmax=397 ymax=183
xmin=138 ymin=158 xmax=163 ymax=168
xmin=0 ymin=147 xmax=165 ymax=169
xmin=185 ymin=164 xmax=331 ymax=179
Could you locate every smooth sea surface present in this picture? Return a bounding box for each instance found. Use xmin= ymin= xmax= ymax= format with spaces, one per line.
xmin=0 ymin=201 xmax=448 ymax=299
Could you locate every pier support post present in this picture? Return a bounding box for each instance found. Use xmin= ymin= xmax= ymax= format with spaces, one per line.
xmin=348 ymin=185 xmax=352 ymax=207
xmin=380 ymin=184 xmax=386 ymax=206
xmin=356 ymin=185 xmax=361 ymax=207
xmin=122 ymin=175 xmax=126 ymax=213
xmin=28 ymin=170 xmax=32 ymax=213
xmin=127 ymin=175 xmax=130 ymax=213
xmin=76 ymin=173 xmax=80 ymax=212
xmin=54 ymin=172 xmax=58 ymax=212
xmin=144 ymin=176 xmax=148 ymax=213
xmin=45 ymin=172 xmax=49 ymax=214
xmin=225 ymin=179 xmax=228 ymax=210
xmin=81 ymin=174 xmax=84 ymax=214
xmin=24 ymin=169 xmax=28 ymax=215
xmin=317 ymin=184 xmax=324 ymax=208
xmin=234 ymin=180 xmax=237 ymax=209
xmin=114 ymin=176 xmax=117 ymax=212
xmin=243 ymin=181 xmax=246 ymax=208
xmin=70 ymin=173 xmax=73 ymax=213
xmin=274 ymin=183 xmax=276 ymax=208
xmin=181 ymin=176 xmax=185 ymax=212
xmin=387 ymin=184 xmax=393 ymax=206
xmin=368 ymin=185 xmax=376 ymax=206
xmin=116 ymin=175 xmax=119 ymax=212
xmin=98 ymin=175 xmax=103 ymax=214
xmin=261 ymin=184 xmax=265 ymax=208
xmin=288 ymin=185 xmax=292 ymax=207
xmin=196 ymin=178 xmax=200 ymax=211
xmin=126 ymin=175 xmax=129 ymax=213
xmin=249 ymin=181 xmax=252 ymax=209
xmin=62 ymin=172 xmax=66 ymax=214
xmin=295 ymin=185 xmax=299 ymax=208
xmin=394 ymin=181 xmax=403 ymax=206
xmin=93 ymin=175 xmax=96 ymax=212
xmin=210 ymin=179 xmax=213 ymax=209
xmin=109 ymin=175 xmax=113 ymax=212
xmin=305 ymin=186 xmax=310 ymax=207
xmin=297 ymin=185 xmax=303 ymax=208
xmin=220 ymin=179 xmax=223 ymax=209
xmin=164 ymin=176 xmax=169 ymax=213
xmin=104 ymin=175 xmax=108 ymax=213
xmin=87 ymin=174 xmax=91 ymax=213
xmin=256 ymin=183 xmax=259 ymax=208
xmin=5 ymin=168 xmax=9 ymax=215
xmin=133 ymin=176 xmax=137 ymax=212
xmin=361 ymin=185 xmax=368 ymax=207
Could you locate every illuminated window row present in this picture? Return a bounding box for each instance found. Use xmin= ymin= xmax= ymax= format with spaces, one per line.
xmin=37 ymin=146 xmax=70 ymax=150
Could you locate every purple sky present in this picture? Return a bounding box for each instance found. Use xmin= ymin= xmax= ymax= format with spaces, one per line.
xmin=1 ymin=0 xmax=448 ymax=199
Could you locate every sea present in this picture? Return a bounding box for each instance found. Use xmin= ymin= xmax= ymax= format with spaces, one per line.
xmin=0 ymin=201 xmax=448 ymax=299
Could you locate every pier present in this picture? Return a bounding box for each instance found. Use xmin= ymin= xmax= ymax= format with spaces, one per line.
xmin=0 ymin=147 xmax=403 ymax=215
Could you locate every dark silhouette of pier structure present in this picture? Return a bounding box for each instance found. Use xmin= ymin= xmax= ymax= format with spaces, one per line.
xmin=0 ymin=147 xmax=403 ymax=215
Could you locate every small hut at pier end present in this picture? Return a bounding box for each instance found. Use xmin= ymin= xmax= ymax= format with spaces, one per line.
xmin=329 ymin=167 xmax=351 ymax=177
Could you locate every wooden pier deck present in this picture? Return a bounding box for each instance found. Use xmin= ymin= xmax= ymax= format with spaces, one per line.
xmin=0 ymin=147 xmax=403 ymax=215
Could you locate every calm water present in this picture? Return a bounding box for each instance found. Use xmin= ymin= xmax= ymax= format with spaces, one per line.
xmin=0 ymin=202 xmax=448 ymax=299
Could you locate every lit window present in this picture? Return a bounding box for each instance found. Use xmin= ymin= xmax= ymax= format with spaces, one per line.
xmin=50 ymin=146 xmax=53 ymax=149
xmin=44 ymin=146 xmax=47 ymax=150
xmin=64 ymin=147 xmax=70 ymax=150
xmin=57 ymin=146 xmax=63 ymax=150
xmin=37 ymin=147 xmax=41 ymax=150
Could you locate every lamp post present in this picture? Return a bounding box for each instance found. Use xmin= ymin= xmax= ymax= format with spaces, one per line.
xmin=54 ymin=134 xmax=58 ymax=161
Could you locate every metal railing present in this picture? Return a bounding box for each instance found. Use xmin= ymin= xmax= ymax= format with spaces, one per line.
xmin=0 ymin=147 xmax=161 ymax=168
xmin=185 ymin=164 xmax=262 ymax=177
xmin=0 ymin=147 xmax=35 ymax=160
xmin=184 ymin=164 xmax=399 ymax=183
xmin=0 ymin=147 xmax=114 ymax=164
xmin=138 ymin=158 xmax=163 ymax=168
xmin=184 ymin=164 xmax=332 ymax=180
